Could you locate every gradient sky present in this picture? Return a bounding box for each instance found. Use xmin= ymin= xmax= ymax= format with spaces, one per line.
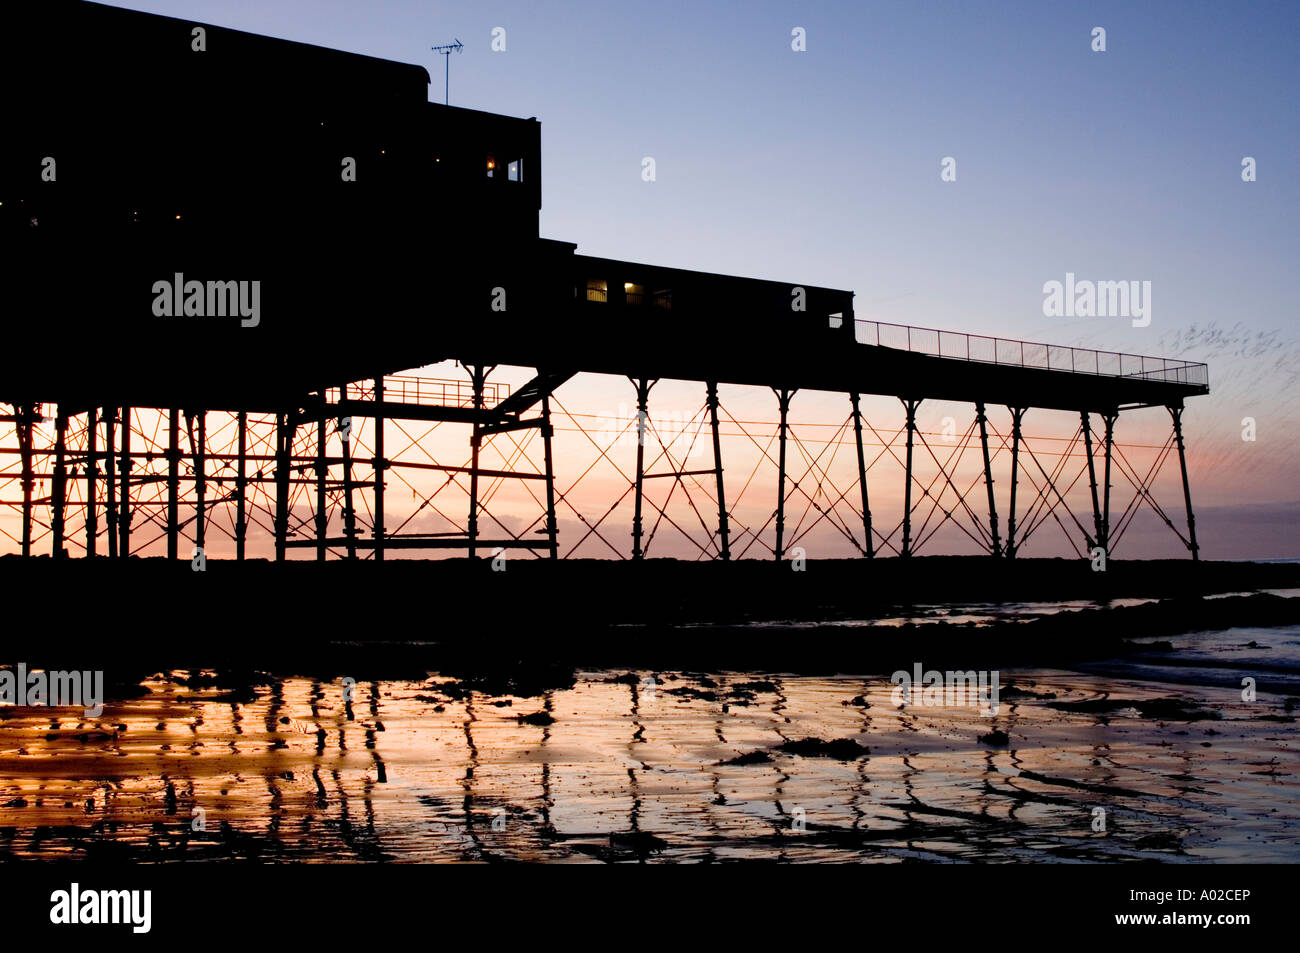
xmin=3 ymin=0 xmax=1296 ymax=559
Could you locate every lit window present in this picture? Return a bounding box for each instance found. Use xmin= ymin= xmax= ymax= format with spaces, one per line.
xmin=624 ymin=282 xmax=645 ymax=306
xmin=828 ymin=313 xmax=843 ymax=329
xmin=586 ymin=279 xmax=608 ymax=303
xmin=486 ymin=155 xmax=496 ymax=178
xmin=653 ymin=289 xmax=672 ymax=310
xmin=508 ymin=159 xmax=521 ymax=182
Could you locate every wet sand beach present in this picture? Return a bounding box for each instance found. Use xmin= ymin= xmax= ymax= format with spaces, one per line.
xmin=0 ymin=563 xmax=1296 ymax=862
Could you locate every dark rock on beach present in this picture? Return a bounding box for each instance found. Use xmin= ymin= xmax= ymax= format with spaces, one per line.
xmin=777 ymin=737 xmax=869 ymax=759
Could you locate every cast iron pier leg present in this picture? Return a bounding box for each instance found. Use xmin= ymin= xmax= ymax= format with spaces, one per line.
xmin=774 ymin=388 xmax=795 ymax=561
xmin=901 ymin=398 xmax=921 ymax=557
xmin=976 ymin=401 xmax=1001 ymax=557
xmin=374 ymin=377 xmax=386 ymax=561
xmin=1169 ymin=403 xmax=1199 ymax=561
xmin=707 ymin=382 xmax=730 ymax=561
xmin=851 ymin=392 xmax=874 ymax=558
xmin=1082 ymin=411 xmax=1101 ymax=550
xmin=236 ymin=411 xmax=247 ymax=562
xmin=631 ymin=378 xmax=652 ymax=560
xmin=1006 ymin=407 xmax=1025 ymax=559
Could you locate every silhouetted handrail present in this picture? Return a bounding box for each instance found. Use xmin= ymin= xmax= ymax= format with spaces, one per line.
xmin=851 ymin=318 xmax=1209 ymax=388
xmin=324 ymin=377 xmax=511 ymax=407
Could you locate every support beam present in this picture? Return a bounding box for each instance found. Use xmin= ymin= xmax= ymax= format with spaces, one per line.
xmin=235 ymin=411 xmax=247 ymax=562
xmin=541 ymin=390 xmax=559 ymax=560
xmin=16 ymin=404 xmax=34 ymax=558
xmin=707 ymin=382 xmax=731 ymax=561
xmin=193 ymin=410 xmax=206 ymax=554
xmin=373 ymin=377 xmax=385 ymax=562
xmin=1005 ymin=407 xmax=1026 ymax=559
xmin=85 ymin=406 xmax=97 ymax=558
xmin=467 ymin=367 xmax=487 ymax=560
xmin=167 ymin=407 xmax=179 ymax=559
xmin=631 ymin=377 xmax=653 ymax=560
xmin=50 ymin=411 xmax=67 ymax=559
xmin=900 ymin=398 xmax=921 ymax=557
xmin=850 ymin=392 xmax=873 ymax=558
xmin=316 ymin=409 xmax=328 ymax=562
xmin=118 ymin=405 xmax=131 ymax=558
xmin=976 ymin=401 xmax=1001 ymax=557
xmin=1169 ymin=404 xmax=1200 ymax=561
xmin=274 ymin=410 xmax=292 ymax=562
xmin=1100 ymin=411 xmax=1117 ymax=556
xmin=1081 ymin=411 xmax=1101 ymax=550
xmin=774 ymin=388 xmax=795 ymax=561
xmin=340 ymin=384 xmax=357 ymax=561
xmin=105 ymin=408 xmax=117 ymax=559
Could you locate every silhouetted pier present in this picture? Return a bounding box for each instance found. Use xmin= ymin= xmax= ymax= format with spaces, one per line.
xmin=0 ymin=1 xmax=1208 ymax=564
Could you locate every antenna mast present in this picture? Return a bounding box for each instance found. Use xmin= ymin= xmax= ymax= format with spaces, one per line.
xmin=430 ymin=39 xmax=463 ymax=105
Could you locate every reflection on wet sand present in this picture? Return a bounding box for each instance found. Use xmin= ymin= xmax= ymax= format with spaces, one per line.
xmin=0 ymin=662 xmax=1295 ymax=862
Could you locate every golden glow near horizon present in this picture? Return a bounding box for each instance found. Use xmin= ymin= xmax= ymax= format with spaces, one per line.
xmin=0 ymin=364 xmax=1274 ymax=561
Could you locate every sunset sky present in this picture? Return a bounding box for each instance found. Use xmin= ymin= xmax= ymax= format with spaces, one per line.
xmin=2 ymin=1 xmax=1296 ymax=559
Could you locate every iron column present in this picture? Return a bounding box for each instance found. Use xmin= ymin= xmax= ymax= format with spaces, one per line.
xmin=542 ymin=388 xmax=558 ymax=560
xmin=631 ymin=378 xmax=652 ymax=560
xmin=236 ymin=411 xmax=247 ymax=562
xmin=1006 ymin=407 xmax=1025 ymax=559
xmin=774 ymin=388 xmax=795 ymax=561
xmin=374 ymin=377 xmax=385 ymax=561
xmin=85 ymin=406 xmax=97 ymax=558
xmin=707 ymin=382 xmax=730 ymax=561
xmin=1081 ymin=411 xmax=1101 ymax=550
xmin=118 ymin=405 xmax=131 ymax=558
xmin=976 ymin=401 xmax=1001 ymax=557
xmin=51 ymin=410 xmax=67 ymax=559
xmin=901 ymin=398 xmax=920 ymax=557
xmin=1170 ymin=404 xmax=1200 ymax=561
xmin=167 ymin=407 xmax=179 ymax=559
xmin=850 ymin=392 xmax=874 ymax=558
xmin=1101 ymin=412 xmax=1117 ymax=556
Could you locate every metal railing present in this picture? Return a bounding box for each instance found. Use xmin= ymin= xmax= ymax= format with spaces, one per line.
xmin=852 ymin=318 xmax=1209 ymax=388
xmin=327 ymin=377 xmax=511 ymax=407
xmin=385 ymin=376 xmax=510 ymax=407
